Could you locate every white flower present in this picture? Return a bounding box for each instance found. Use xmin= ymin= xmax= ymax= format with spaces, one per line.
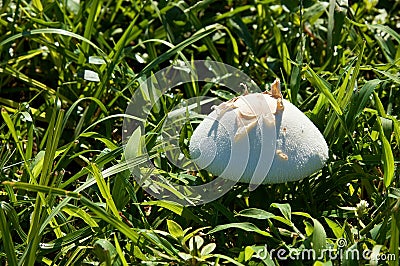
xmin=356 ymin=200 xmax=369 ymax=217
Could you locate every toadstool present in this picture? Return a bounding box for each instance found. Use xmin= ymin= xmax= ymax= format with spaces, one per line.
xmin=189 ymin=79 xmax=328 ymax=185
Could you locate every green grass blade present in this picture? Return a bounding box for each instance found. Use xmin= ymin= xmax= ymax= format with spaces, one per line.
xmin=377 ymin=118 xmax=395 ymax=188
xmin=272 ymin=20 xmax=291 ymax=75
xmin=2 ymin=181 xmax=81 ymax=199
xmin=183 ymin=4 xmax=223 ymax=62
xmin=142 ymin=200 xmax=201 ymax=223
xmin=312 ymin=218 xmax=327 ymax=258
xmin=1 ymin=107 xmax=36 ymax=182
xmin=346 ymin=79 xmax=381 ymax=129
xmin=62 ymin=204 xmax=99 ymax=228
xmin=1 ymin=107 xmax=25 ymax=164
xmin=0 ymin=28 xmax=105 ymax=55
xmin=0 ymin=66 xmax=70 ymax=103
xmin=388 ymin=212 xmax=399 ymax=266
xmin=0 ymin=202 xmax=18 ymax=266
xmin=78 ymin=0 xmax=100 ymax=64
xmin=289 ymin=39 xmax=304 ymax=105
xmin=88 ymin=163 xmax=121 ymax=219
xmin=327 ymin=0 xmax=335 ymax=52
xmin=305 ymin=66 xmax=343 ymax=116
xmin=208 ymin=222 xmax=272 ymax=237
xmin=40 ymin=107 xmax=64 ymax=186
xmin=114 ymin=234 xmax=129 ymax=266
xmin=80 ymin=197 xmax=139 ymax=242
xmin=0 ymin=201 xmax=27 ymax=242
xmin=62 ymin=97 xmax=108 ymax=137
xmin=132 ymin=24 xmax=225 ymax=83
xmin=342 ymin=42 xmax=365 ymax=107
xmin=368 ymin=24 xmax=400 ymax=44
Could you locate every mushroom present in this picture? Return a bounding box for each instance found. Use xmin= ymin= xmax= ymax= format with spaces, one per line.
xmin=189 ymin=79 xmax=328 ymax=185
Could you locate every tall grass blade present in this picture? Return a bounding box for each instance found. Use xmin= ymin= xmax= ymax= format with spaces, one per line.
xmin=305 ymin=66 xmax=343 ymax=116
xmin=346 ymin=79 xmax=381 ymax=129
xmin=80 ymin=197 xmax=139 ymax=242
xmin=88 ymin=163 xmax=121 ymax=219
xmin=0 ymin=28 xmax=105 ymax=54
xmin=0 ymin=202 xmax=18 ymax=266
xmin=377 ymin=118 xmax=395 ymax=188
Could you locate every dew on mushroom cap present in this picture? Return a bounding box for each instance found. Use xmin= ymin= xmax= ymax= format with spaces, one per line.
xmin=189 ymin=79 xmax=329 ymax=185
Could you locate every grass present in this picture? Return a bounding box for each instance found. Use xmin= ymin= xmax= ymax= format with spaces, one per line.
xmin=0 ymin=0 xmax=399 ymax=265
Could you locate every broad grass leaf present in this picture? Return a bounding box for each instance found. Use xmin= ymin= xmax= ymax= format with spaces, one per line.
xmin=244 ymin=246 xmax=254 ymax=261
xmin=200 ymin=243 xmax=216 ymax=256
xmin=373 ymin=69 xmax=400 ymax=84
xmin=210 ymin=89 xmax=236 ymax=100
xmin=31 ymin=150 xmax=46 ymax=179
xmin=303 ymin=1 xmax=328 ymax=24
xmin=377 ymin=118 xmax=395 ymax=187
xmin=271 ymin=203 xmax=291 ymax=222
xmin=270 ymin=216 xmax=293 ymax=227
xmin=312 ymin=218 xmax=327 ymax=258
xmin=237 ymin=208 xmax=275 ymax=220
xmin=189 ymin=235 xmax=204 ymax=251
xmin=214 ymin=5 xmax=252 ymax=21
xmin=346 ymin=79 xmax=381 ymax=129
xmin=62 ymin=97 xmax=108 ymax=136
xmin=62 ymin=204 xmax=99 ymax=228
xmin=142 ymin=200 xmax=201 ymax=223
xmin=374 ymin=35 xmax=396 ymax=63
xmin=289 ymin=44 xmax=303 ymax=105
xmin=40 ymin=107 xmax=64 ymax=187
xmin=167 ymin=220 xmax=184 ymax=240
xmin=80 ymin=132 xmax=118 ymax=150
xmin=125 ymin=127 xmax=142 ymax=159
xmin=304 ymin=220 xmax=313 ymax=236
xmin=292 ymin=212 xmax=312 ymax=219
xmin=341 ymin=42 xmax=365 ymax=108
xmin=32 ymin=0 xmax=43 ymax=11
xmin=93 ymin=239 xmax=119 ymax=265
xmin=314 ymin=261 xmax=333 ymax=266
xmin=208 ymin=222 xmax=271 ymax=237
xmin=324 ymin=217 xmax=344 ymax=239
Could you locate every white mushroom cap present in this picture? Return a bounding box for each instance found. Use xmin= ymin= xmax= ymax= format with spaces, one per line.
xmin=189 ymin=79 xmax=328 ymax=184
